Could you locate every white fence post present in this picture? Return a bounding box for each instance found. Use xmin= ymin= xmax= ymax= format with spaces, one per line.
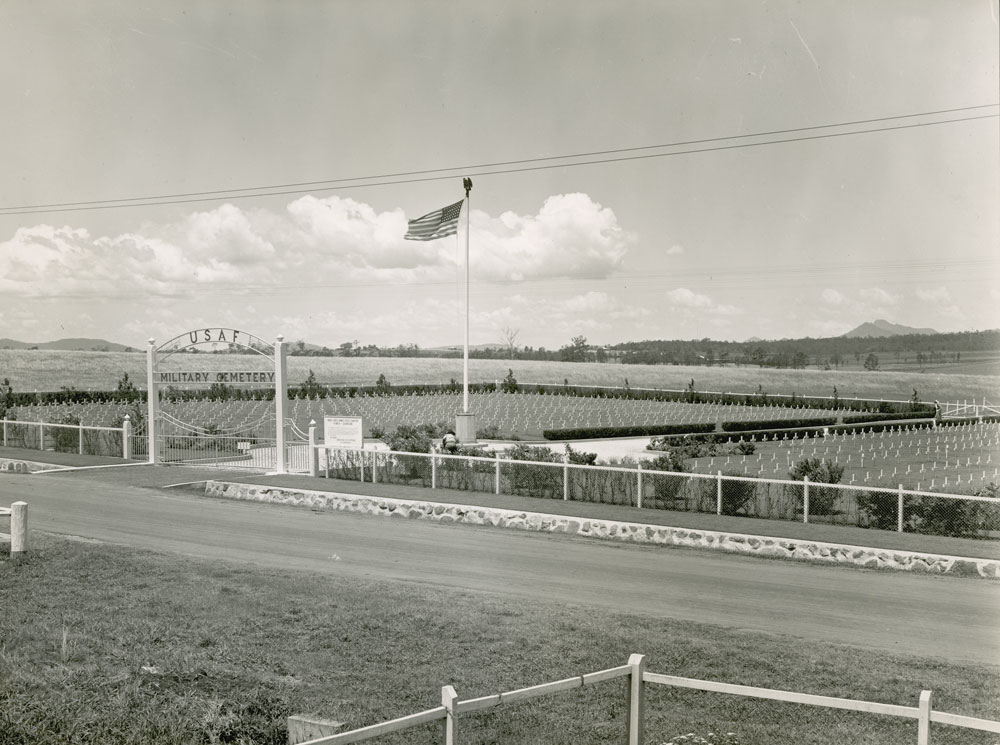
xmin=628 ymin=653 xmax=646 ymax=745
xmin=636 ymin=463 xmax=643 ymax=509
xmin=78 ymin=424 xmax=84 ymax=455
xmin=495 ymin=452 xmax=500 ymax=494
xmin=2 ymin=419 xmax=6 ymax=447
xmin=716 ymin=471 xmax=723 ymax=515
xmin=122 ymin=415 xmax=131 ymax=460
xmin=563 ymin=454 xmax=569 ymax=501
xmin=39 ymin=422 xmax=44 ymax=451
xmin=897 ymin=484 xmax=904 ymax=533
xmin=308 ymin=421 xmax=317 ymax=478
xmin=803 ymin=476 xmax=810 ymax=524
xmin=431 ymin=449 xmax=437 ymax=489
xmin=442 ymin=684 xmax=458 ymax=745
xmin=917 ymin=689 xmax=932 ymax=745
xmin=11 ymin=501 xmax=28 ymax=563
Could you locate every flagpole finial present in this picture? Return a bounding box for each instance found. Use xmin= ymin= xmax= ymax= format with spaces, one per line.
xmin=463 ymin=177 xmax=472 ymax=198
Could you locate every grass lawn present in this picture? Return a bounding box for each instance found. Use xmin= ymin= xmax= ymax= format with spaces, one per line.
xmin=2 ymin=535 xmax=998 ymax=745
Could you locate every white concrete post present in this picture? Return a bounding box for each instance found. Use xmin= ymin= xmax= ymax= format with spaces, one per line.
xmin=38 ymin=422 xmax=44 ymax=451
xmin=359 ymin=449 xmax=365 ymax=483
xmin=627 ymin=653 xmax=646 ymax=745
xmin=2 ymin=419 xmax=6 ymax=447
xmin=802 ymin=476 xmax=810 ymax=523
xmin=442 ymin=684 xmax=458 ymax=745
xmin=897 ymin=484 xmax=904 ymax=533
xmin=495 ymin=451 xmax=500 ymax=494
xmin=123 ymin=415 xmax=131 ymax=460
xmin=563 ymin=453 xmax=569 ymax=501
xmin=917 ymin=689 xmax=932 ymax=745
xmin=274 ymin=335 xmax=288 ymax=474
xmin=147 ymin=338 xmax=159 ymax=464
xmin=636 ymin=463 xmax=643 ymax=509
xmin=431 ymin=448 xmax=437 ymax=489
xmin=308 ymin=420 xmax=317 ymax=478
xmin=372 ymin=448 xmax=378 ymax=484
xmin=78 ymin=424 xmax=84 ymax=455
xmin=716 ymin=471 xmax=723 ymax=515
xmin=11 ymin=501 xmax=27 ymax=562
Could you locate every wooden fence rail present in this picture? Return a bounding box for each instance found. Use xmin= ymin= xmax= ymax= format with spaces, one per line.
xmin=295 ymin=654 xmax=999 ymax=745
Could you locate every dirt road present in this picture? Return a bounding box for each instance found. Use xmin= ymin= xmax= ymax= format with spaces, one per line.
xmin=3 ymin=468 xmax=998 ymax=665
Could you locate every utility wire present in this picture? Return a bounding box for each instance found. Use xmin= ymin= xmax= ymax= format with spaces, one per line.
xmin=1 ymin=105 xmax=996 ymax=216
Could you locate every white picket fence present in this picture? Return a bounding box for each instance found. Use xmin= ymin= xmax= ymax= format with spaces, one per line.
xmin=294 ymin=653 xmax=1000 ymax=745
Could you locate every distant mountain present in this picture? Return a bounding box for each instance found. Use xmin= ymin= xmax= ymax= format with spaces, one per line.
xmin=843 ymin=320 xmax=939 ymax=339
xmin=0 ymin=337 xmax=135 ymax=352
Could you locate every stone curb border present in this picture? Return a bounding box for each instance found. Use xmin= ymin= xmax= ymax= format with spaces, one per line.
xmin=205 ymin=481 xmax=1000 ymax=580
xmin=0 ymin=458 xmax=47 ymax=473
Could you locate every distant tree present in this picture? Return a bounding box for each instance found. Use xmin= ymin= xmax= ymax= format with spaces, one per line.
xmin=559 ymin=335 xmax=589 ymax=362
xmin=116 ymin=373 xmax=140 ymax=403
xmin=501 ymin=327 xmax=520 ymax=359
xmin=375 ymin=373 xmax=391 ymax=394
xmin=501 ymin=369 xmax=519 ymax=393
xmin=863 ymin=353 xmax=880 ymax=371
xmin=300 ymin=369 xmax=324 ymax=399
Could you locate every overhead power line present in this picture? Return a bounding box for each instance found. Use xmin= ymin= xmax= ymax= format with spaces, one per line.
xmin=1 ymin=104 xmax=997 ymax=217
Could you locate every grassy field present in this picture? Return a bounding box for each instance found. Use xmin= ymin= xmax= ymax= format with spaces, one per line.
xmin=2 ymin=349 xmax=999 ymax=404
xmin=2 ymin=534 xmax=998 ymax=745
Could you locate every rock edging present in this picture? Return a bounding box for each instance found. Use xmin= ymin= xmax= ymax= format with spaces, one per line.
xmin=204 ymin=480 xmax=1000 ymax=580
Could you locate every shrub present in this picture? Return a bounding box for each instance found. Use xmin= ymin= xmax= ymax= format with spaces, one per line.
xmin=909 ymin=483 xmax=999 ymax=538
xmin=788 ymin=458 xmax=845 ymax=517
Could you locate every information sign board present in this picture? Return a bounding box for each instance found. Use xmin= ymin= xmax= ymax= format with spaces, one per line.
xmin=323 ymin=416 xmax=364 ymax=449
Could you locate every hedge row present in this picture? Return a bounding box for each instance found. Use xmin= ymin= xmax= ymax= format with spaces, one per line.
xmin=841 ymin=411 xmax=935 ymax=425
xmin=543 ymin=422 xmax=716 ymax=441
xmin=721 ymin=417 xmax=838 ymax=432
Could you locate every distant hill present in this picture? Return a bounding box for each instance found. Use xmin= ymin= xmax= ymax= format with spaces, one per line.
xmin=0 ymin=338 xmax=135 ymax=352
xmin=843 ymin=320 xmax=938 ymax=339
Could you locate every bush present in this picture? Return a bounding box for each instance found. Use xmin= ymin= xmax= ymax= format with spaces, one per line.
xmin=788 ymin=458 xmax=845 ymax=517
xmin=909 ymin=483 xmax=999 ymax=538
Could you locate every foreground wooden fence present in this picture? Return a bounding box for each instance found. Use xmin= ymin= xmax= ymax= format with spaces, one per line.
xmin=0 ymin=501 xmax=28 ymax=562
xmin=296 ymin=654 xmax=999 ymax=745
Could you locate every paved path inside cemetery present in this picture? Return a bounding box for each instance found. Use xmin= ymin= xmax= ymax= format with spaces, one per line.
xmin=3 ymin=465 xmax=998 ymax=665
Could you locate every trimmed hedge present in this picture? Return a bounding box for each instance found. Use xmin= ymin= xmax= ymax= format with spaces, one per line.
xmin=841 ymin=411 xmax=935 ymax=425
xmin=721 ymin=417 xmax=837 ymax=432
xmin=543 ymin=422 xmax=716 ymax=441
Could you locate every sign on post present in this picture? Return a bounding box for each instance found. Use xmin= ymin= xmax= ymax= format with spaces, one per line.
xmin=324 ymin=416 xmax=364 ymax=449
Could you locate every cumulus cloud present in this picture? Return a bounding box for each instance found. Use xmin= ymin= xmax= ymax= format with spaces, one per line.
xmin=858 ymin=287 xmax=901 ymax=307
xmin=821 ymin=288 xmax=848 ymax=306
xmin=475 ymin=193 xmax=632 ymax=281
xmin=0 ymin=192 xmax=632 ymax=301
xmin=666 ymin=244 xmax=684 ymax=255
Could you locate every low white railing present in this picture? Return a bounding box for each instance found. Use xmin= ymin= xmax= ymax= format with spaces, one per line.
xmin=294 ymin=654 xmax=1000 ymax=745
xmin=1 ymin=417 xmax=131 ymax=459
xmin=313 ymin=443 xmax=1000 ymax=534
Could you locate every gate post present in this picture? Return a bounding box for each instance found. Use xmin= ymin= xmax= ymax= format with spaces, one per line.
xmin=123 ymin=415 xmax=132 ymax=460
xmin=147 ymin=339 xmax=159 ymax=464
xmin=308 ymin=420 xmax=318 ymax=478
xmin=274 ymin=335 xmax=288 ymax=474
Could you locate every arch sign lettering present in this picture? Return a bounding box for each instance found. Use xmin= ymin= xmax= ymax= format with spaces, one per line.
xmin=146 ymin=328 xmax=290 ymax=472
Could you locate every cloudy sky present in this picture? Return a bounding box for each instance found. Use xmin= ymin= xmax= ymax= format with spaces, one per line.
xmin=1 ymin=1 xmax=997 ymax=351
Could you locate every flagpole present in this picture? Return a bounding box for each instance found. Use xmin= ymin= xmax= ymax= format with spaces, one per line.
xmin=462 ymin=178 xmax=472 ymax=415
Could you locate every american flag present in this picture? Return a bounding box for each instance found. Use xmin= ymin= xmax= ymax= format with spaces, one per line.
xmin=404 ymin=199 xmax=464 ymax=241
